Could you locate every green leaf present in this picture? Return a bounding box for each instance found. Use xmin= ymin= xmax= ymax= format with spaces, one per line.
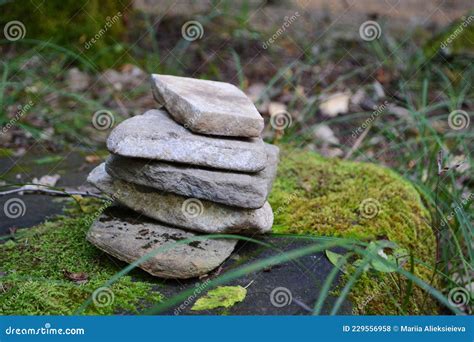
xmin=325 ymin=250 xmax=346 ymax=272
xmin=34 ymin=155 xmax=63 ymax=165
xmin=366 ymin=241 xmax=398 ymax=273
xmin=191 ymin=286 xmax=247 ymax=311
xmin=353 ymin=259 xmax=371 ymax=272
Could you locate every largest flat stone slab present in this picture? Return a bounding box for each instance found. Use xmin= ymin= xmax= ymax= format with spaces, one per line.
xmin=107 ymin=109 xmax=266 ymax=172
xmin=106 ymin=144 xmax=279 ymax=209
xmin=88 ymin=163 xmax=273 ymax=234
xmin=87 ymin=207 xmax=237 ymax=279
xmin=151 ymin=74 xmax=264 ymax=137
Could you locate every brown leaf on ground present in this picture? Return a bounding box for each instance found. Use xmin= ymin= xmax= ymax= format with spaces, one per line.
xmin=268 ymin=102 xmax=287 ymax=117
xmin=63 ymin=270 xmax=88 ymax=284
xmin=85 ymin=155 xmax=101 ymax=164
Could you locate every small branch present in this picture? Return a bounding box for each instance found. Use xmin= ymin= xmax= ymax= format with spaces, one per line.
xmin=292 ymin=298 xmax=313 ymax=313
xmin=244 ymin=280 xmax=255 ymax=289
xmin=0 ymin=186 xmax=107 ymax=200
xmin=345 ymin=123 xmax=371 ymax=160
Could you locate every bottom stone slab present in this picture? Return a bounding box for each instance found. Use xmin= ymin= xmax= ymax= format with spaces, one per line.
xmin=86 ymin=207 xmax=237 ymax=279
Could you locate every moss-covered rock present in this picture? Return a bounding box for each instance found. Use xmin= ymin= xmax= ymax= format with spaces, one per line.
xmin=0 ymin=148 xmax=438 ymax=315
xmin=268 ymin=147 xmax=438 ymax=314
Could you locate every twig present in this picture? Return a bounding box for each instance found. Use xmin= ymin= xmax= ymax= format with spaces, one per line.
xmin=345 ymin=123 xmax=372 ymax=160
xmin=0 ymin=186 xmax=107 ymax=200
xmin=292 ymin=298 xmax=313 ymax=313
xmin=244 ymin=280 xmax=255 ymax=289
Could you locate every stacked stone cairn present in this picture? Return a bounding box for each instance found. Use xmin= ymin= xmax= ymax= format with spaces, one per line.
xmin=87 ymin=74 xmax=279 ymax=279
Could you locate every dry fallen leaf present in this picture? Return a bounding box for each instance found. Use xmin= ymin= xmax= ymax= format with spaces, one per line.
xmin=63 ymin=270 xmax=88 ymax=284
xmin=32 ymin=174 xmax=61 ymax=187
xmin=268 ymin=102 xmax=287 ymax=117
xmin=319 ymin=92 xmax=351 ymax=117
xmin=313 ymin=125 xmax=340 ymax=145
xmin=85 ymin=155 xmax=101 ymax=163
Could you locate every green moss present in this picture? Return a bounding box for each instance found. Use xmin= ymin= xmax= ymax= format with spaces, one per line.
xmin=1 ymin=0 xmax=131 ymax=68
xmin=0 ymin=148 xmax=438 ymax=315
xmin=191 ymin=286 xmax=247 ymax=311
xmin=269 ymin=147 xmax=438 ymax=314
xmin=0 ymin=203 xmax=163 ymax=315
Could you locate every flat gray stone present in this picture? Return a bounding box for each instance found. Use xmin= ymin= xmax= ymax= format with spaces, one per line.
xmin=88 ymin=164 xmax=273 ymax=234
xmin=107 ymin=109 xmax=266 ymax=172
xmin=151 ymin=74 xmax=264 ymax=137
xmin=87 ymin=207 xmax=237 ymax=279
xmin=106 ymin=144 xmax=279 ymax=209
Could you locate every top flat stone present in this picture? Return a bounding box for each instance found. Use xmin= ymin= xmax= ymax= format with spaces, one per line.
xmin=107 ymin=109 xmax=267 ymax=172
xmin=151 ymin=74 xmax=264 ymax=137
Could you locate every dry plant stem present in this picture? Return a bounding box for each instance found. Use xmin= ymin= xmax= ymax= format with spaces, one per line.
xmin=345 ymin=123 xmax=372 ymax=160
